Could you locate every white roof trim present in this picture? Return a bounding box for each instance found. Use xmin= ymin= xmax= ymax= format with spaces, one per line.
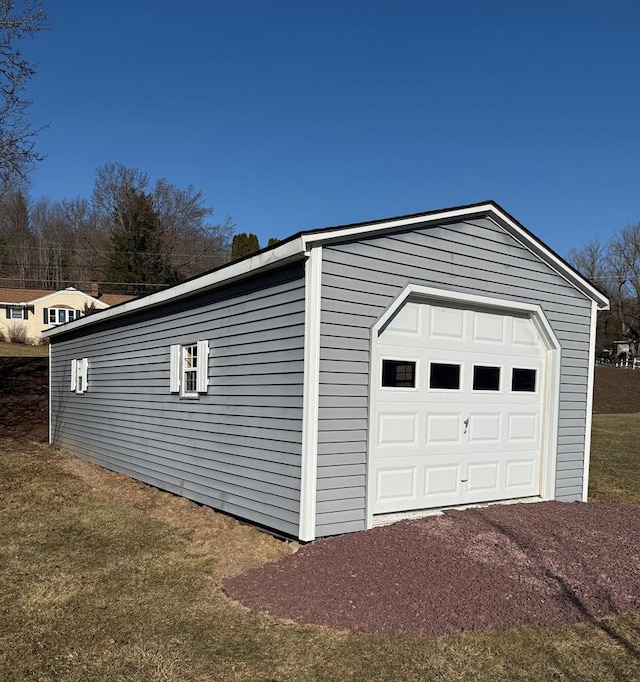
xmin=16 ymin=288 xmax=110 ymax=308
xmin=44 ymin=202 xmax=608 ymax=338
xmin=300 ymin=203 xmax=609 ymax=310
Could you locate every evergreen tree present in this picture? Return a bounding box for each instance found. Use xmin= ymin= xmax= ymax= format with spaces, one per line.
xmin=267 ymin=237 xmax=280 ymax=247
xmin=231 ymin=232 xmax=260 ymax=260
xmin=105 ymin=188 xmax=182 ymax=295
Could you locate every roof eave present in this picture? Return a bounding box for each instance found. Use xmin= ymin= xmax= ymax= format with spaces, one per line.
xmin=43 ymin=236 xmax=308 ymax=338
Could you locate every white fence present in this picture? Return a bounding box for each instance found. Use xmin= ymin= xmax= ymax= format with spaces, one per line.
xmin=596 ymin=358 xmax=640 ymax=369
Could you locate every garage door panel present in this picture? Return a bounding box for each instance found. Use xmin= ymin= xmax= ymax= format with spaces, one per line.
xmin=467 ymin=413 xmax=502 ymax=442
xmin=386 ymin=301 xmax=421 ymax=335
xmin=472 ymin=311 xmax=507 ymax=344
xmin=424 ymin=465 xmax=463 ymax=503
xmin=430 ymin=306 xmax=465 ymax=340
xmin=426 ymin=413 xmax=462 ymax=444
xmin=507 ymin=413 xmax=539 ymax=441
xmin=505 ymin=457 xmax=538 ymax=490
xmin=375 ymin=466 xmax=418 ymax=511
xmin=512 ymin=317 xmax=542 ymax=348
xmin=466 ymin=461 xmax=501 ymax=494
xmin=377 ymin=412 xmax=419 ymax=447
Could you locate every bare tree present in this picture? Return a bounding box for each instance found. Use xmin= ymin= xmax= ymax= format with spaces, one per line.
xmin=570 ymin=225 xmax=640 ymax=355
xmin=0 ymin=0 xmax=48 ymax=197
xmin=93 ymin=162 xmax=232 ymax=287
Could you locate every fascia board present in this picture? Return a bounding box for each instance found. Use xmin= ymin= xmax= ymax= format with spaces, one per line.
xmin=486 ymin=211 xmax=610 ymax=311
xmin=44 ymin=236 xmax=307 ymax=338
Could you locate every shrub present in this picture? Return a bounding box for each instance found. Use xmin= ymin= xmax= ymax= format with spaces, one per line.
xmin=4 ymin=321 xmax=30 ymax=344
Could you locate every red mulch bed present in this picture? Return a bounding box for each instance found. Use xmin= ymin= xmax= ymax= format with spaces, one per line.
xmin=225 ymin=501 xmax=640 ymax=636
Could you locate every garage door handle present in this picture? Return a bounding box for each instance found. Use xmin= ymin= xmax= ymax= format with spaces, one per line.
xmin=461 ymin=479 xmax=468 ymax=482
xmin=463 ymin=418 xmax=469 ymax=434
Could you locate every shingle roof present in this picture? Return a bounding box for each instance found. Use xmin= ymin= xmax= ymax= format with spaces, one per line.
xmin=0 ymin=287 xmax=134 ymax=306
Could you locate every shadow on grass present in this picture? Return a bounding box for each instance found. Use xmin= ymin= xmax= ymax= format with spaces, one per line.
xmin=474 ymin=510 xmax=640 ymax=681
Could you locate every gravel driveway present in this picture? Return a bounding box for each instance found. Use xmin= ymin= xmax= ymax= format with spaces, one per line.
xmin=224 ymin=501 xmax=640 ymax=636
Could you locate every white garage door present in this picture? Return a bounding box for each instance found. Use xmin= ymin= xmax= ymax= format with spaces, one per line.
xmin=372 ymin=300 xmax=547 ymax=515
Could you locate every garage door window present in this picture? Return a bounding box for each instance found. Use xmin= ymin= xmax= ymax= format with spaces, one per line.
xmin=512 ymin=368 xmax=537 ymax=392
xmin=473 ymin=365 xmax=501 ymax=391
xmin=429 ymin=363 xmax=460 ymax=390
xmin=382 ymin=360 xmax=416 ymax=388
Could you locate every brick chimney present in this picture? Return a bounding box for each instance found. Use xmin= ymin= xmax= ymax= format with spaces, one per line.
xmin=90 ymin=282 xmax=100 ymax=299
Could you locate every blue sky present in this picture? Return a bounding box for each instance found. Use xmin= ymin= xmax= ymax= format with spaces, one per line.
xmin=22 ymin=1 xmax=640 ymax=257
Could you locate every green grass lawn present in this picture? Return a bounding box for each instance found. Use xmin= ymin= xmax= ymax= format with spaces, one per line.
xmin=0 ymin=415 xmax=639 ymax=681
xmin=589 ymin=414 xmax=640 ymax=506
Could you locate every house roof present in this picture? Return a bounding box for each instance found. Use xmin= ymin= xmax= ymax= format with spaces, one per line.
xmin=44 ymin=200 xmax=610 ymax=339
xmin=0 ymin=287 xmax=134 ymax=307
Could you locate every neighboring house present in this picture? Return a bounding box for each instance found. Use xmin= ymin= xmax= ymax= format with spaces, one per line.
xmin=0 ymin=286 xmax=133 ymax=343
xmin=45 ymin=201 xmax=609 ymax=541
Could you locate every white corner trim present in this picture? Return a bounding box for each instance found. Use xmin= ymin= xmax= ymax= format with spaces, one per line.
xmin=582 ymin=300 xmax=599 ymax=502
xmin=299 ymin=246 xmax=322 ymax=541
xmin=48 ymin=343 xmax=53 ymax=444
xmin=365 ymin=284 xmax=562 ymax=530
xmin=43 ymin=237 xmax=306 ymax=338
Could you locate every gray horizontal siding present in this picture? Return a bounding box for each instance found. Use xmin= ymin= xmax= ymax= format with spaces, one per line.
xmin=316 ymin=217 xmax=594 ymax=536
xmin=51 ymin=263 xmax=305 ymax=538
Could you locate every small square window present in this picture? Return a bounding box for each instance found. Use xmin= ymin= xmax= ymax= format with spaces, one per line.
xmin=429 ymin=363 xmax=460 ymax=390
xmin=473 ymin=366 xmax=501 ymax=391
xmin=512 ymin=368 xmax=537 ymax=392
xmin=382 ymin=360 xmax=416 ymax=388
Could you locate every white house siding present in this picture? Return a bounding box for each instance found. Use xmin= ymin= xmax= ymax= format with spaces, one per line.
xmin=50 ymin=264 xmax=306 ymax=537
xmin=315 ymin=217 xmax=593 ymax=537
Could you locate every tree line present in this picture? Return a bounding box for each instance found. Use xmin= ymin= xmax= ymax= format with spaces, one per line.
xmin=0 ymin=163 xmax=282 ymax=295
xmin=0 ymin=163 xmax=235 ymax=295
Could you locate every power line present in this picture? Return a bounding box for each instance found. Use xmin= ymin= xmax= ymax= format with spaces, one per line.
xmin=0 ymin=276 xmax=171 ymax=290
xmin=0 ymin=243 xmax=230 ymax=259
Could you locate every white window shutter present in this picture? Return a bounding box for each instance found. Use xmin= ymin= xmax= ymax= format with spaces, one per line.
xmin=196 ymin=339 xmax=209 ymax=393
xmin=70 ymin=359 xmax=77 ymax=391
xmin=81 ymin=358 xmax=89 ymax=392
xmin=170 ymin=345 xmax=180 ymax=393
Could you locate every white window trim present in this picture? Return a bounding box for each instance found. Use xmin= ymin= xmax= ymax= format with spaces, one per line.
xmin=169 ymin=340 xmax=209 ymax=398
xmin=379 ymin=356 xmax=420 ymax=391
xmin=70 ymin=358 xmax=88 ymax=394
xmin=47 ymin=307 xmax=81 ymax=326
xmin=8 ymin=307 xmax=26 ymax=320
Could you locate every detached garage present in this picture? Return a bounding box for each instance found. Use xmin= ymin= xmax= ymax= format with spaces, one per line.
xmin=46 ymin=201 xmax=609 ymax=541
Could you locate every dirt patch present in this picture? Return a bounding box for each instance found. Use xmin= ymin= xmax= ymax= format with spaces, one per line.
xmin=0 ymin=357 xmax=48 ymax=441
xmin=225 ymin=501 xmax=640 ymax=636
xmin=593 ymin=365 xmax=640 ymax=413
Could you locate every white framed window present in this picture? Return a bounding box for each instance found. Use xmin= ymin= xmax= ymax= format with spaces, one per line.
xmin=70 ymin=358 xmax=89 ymax=394
xmin=8 ymin=307 xmax=26 ymax=320
xmin=170 ymin=340 xmax=209 ymax=397
xmin=45 ymin=308 xmax=81 ymax=325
